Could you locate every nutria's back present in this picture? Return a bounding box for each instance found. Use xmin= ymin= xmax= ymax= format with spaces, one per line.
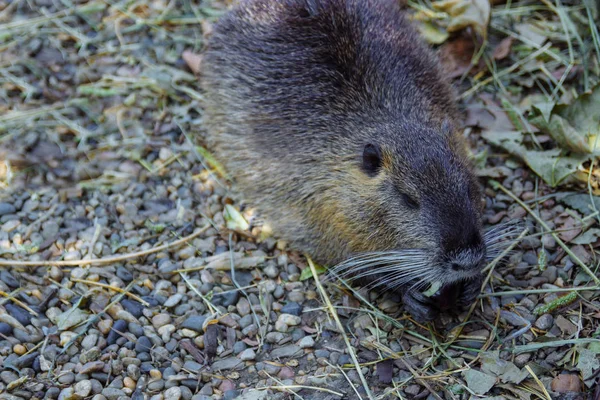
xmin=201 ymin=0 xmax=488 ymax=321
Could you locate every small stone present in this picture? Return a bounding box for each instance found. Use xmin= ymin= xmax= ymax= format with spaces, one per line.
xmin=199 ymin=384 xmax=213 ymax=396
xmin=280 ymin=302 xmax=303 ymax=316
xmin=181 ymin=315 xmax=206 ymax=332
xmin=135 ymin=336 xmax=153 ymax=353
xmin=278 ymin=366 xmax=295 ymax=380
xmin=107 ymin=320 xmax=127 ymax=345
xmin=101 ymin=388 xmax=126 ymax=400
xmin=164 ymin=387 xmax=182 ymax=400
xmin=152 ymin=313 xmax=172 ymax=328
xmin=275 ymin=320 xmax=288 ymax=332
xmin=97 ymin=319 xmax=113 ymax=335
xmin=13 ymin=344 xmax=27 ymax=355
xmin=127 ymin=364 xmax=141 ymax=380
xmin=277 ymin=313 xmax=301 ymax=326
xmin=219 ymin=380 xmax=235 ymax=393
xmin=80 ymin=361 xmax=105 ymax=375
xmin=287 ymin=291 xmax=304 ymax=303
xmin=116 ymin=266 xmax=133 ymax=282
xmin=270 ymin=345 xmax=302 ymax=359
xmin=74 ymin=380 xmax=93 ymax=398
xmin=236 ymin=297 xmax=251 ymax=316
xmin=298 ymin=336 xmax=315 ymax=349
xmin=0 ymin=270 xmax=19 ymax=288
xmin=239 ymin=348 xmax=256 ymax=361
xmin=183 ymin=361 xmax=203 ymax=373
xmin=147 ymin=379 xmax=164 ymax=391
xmin=211 ymin=357 xmax=243 ymax=371
xmin=164 ymin=294 xmax=183 ymax=308
xmin=265 ymin=332 xmax=285 ymax=343
xmin=233 ymin=341 xmax=247 ymax=354
xmin=0 ymin=202 xmax=16 ymax=216
xmin=2 ymin=219 xmax=20 ymax=232
xmin=212 ymin=291 xmax=239 ymax=307
xmin=6 ymin=303 xmax=32 ymax=326
xmin=121 ymin=300 xmax=144 ymax=319
xmin=58 ymin=387 xmax=77 ymax=400
xmin=158 ymin=324 xmax=176 ymax=342
xmin=0 ymin=322 xmax=14 ymax=335
xmin=263 ymin=264 xmax=279 ymax=279
xmin=534 ymin=314 xmax=554 ymax=330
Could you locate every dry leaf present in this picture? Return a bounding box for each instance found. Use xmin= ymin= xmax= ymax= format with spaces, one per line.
xmin=182 ymin=50 xmax=202 ymax=75
xmin=493 ymin=36 xmax=514 ymax=60
xmin=432 ymin=0 xmax=491 ymax=39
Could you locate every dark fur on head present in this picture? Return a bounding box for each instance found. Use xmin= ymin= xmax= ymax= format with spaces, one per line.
xmin=202 ymin=0 xmax=492 ymax=321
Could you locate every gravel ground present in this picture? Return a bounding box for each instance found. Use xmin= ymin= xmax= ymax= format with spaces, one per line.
xmin=1 ymin=0 xmax=599 ymax=399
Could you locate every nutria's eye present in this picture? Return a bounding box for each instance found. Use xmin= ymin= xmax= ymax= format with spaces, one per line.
xmin=362 ymin=143 xmax=382 ymax=176
xmin=400 ymin=192 xmax=419 ymax=209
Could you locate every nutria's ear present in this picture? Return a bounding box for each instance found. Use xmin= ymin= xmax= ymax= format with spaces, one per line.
xmin=362 ymin=143 xmax=382 ymax=177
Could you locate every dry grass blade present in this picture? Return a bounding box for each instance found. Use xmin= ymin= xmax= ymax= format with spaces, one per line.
xmin=307 ymin=256 xmax=375 ymax=400
xmin=525 ymin=365 xmax=552 ymax=400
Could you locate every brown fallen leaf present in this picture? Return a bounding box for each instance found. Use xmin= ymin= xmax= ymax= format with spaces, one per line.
xmin=438 ymin=35 xmax=478 ymax=79
xmin=551 ymin=374 xmax=581 ymax=393
xmin=182 ymin=50 xmax=203 ymax=75
xmin=493 ymin=36 xmax=514 ymax=60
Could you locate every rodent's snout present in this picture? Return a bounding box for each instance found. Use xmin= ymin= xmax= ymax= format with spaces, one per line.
xmin=442 ymin=240 xmax=487 ymax=280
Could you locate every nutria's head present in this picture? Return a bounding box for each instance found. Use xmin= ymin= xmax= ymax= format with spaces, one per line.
xmin=321 ymin=118 xmax=503 ymax=293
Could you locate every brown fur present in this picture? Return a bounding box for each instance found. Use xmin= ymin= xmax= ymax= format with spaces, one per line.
xmin=201 ymin=0 xmax=486 ymax=320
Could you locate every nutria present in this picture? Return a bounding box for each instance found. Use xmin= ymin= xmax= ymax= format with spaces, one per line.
xmin=201 ymin=0 xmax=501 ymax=321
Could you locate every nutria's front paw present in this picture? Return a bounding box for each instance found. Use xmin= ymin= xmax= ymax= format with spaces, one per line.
xmin=456 ymin=276 xmax=484 ymax=309
xmin=402 ymin=290 xmax=439 ymax=323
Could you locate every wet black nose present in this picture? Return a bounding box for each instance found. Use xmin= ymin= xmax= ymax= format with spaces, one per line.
xmin=443 ymin=228 xmax=485 ymax=272
xmin=448 ymin=251 xmax=485 ymax=271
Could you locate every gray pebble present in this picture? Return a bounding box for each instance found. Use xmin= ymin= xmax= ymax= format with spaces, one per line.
xmin=6 ymin=304 xmax=32 ymax=326
xmin=180 ymin=386 xmax=193 ymax=400
xmin=239 ymin=348 xmax=256 ymax=361
xmin=0 ymin=202 xmax=16 ymax=216
xmin=183 ymin=361 xmax=203 ymax=373
xmin=0 ymin=270 xmax=19 ymax=288
xmin=135 ymin=336 xmax=153 ymax=353
xmin=180 ymin=316 xmax=206 ymax=333
xmin=107 ymin=320 xmax=127 ymax=345
xmin=271 ymin=345 xmax=302 ymax=359
xmin=164 ymin=294 xmax=183 ymax=308
xmin=164 ymin=387 xmax=182 ymax=400
xmin=238 ymin=315 xmax=253 ymax=329
xmin=213 ymin=291 xmax=239 ymax=307
xmin=281 ymin=302 xmax=303 ymax=316
xmin=233 ymin=341 xmax=247 ymax=354
xmin=298 ymin=336 xmax=315 ymax=349
xmin=74 ymin=380 xmax=93 ymax=398
xmin=116 ymin=266 xmax=133 ymax=282
xmin=147 ymin=379 xmax=165 ymax=391
xmin=101 ymin=388 xmax=126 ymax=400
xmin=314 ymin=349 xmax=329 ymax=358
xmin=128 ymin=322 xmax=144 ymax=337
xmin=1 ymin=371 xmax=18 ymax=384
xmin=211 ymin=357 xmax=243 ymax=371
xmin=264 ymin=264 xmax=279 ymax=279
xmin=127 ymin=364 xmax=141 ymax=380
xmin=273 ymin=286 xmax=285 ymax=299
xmin=534 ymin=314 xmax=554 ymax=330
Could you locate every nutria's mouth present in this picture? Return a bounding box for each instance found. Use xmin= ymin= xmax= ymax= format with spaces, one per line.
xmin=328 ymin=221 xmax=521 ymax=293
